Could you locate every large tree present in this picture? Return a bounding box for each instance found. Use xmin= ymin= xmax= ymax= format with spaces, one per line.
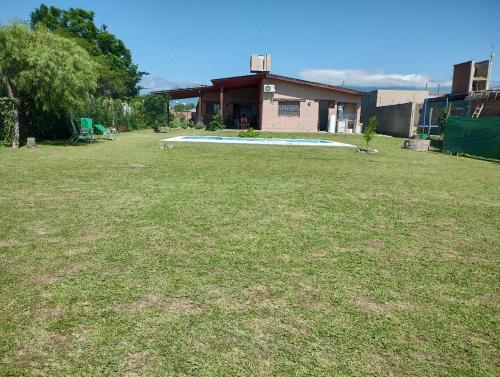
xmin=0 ymin=23 xmax=98 ymax=147
xmin=31 ymin=4 xmax=146 ymax=98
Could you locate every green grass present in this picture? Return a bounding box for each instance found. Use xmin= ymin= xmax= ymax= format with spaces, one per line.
xmin=0 ymin=129 xmax=498 ymax=376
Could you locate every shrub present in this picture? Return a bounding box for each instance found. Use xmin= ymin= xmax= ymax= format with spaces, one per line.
xmin=438 ymin=107 xmax=448 ymax=135
xmin=75 ymin=96 xmax=145 ymax=132
xmin=239 ymin=128 xmax=259 ymax=138
xmin=206 ymin=112 xmax=224 ymax=131
xmin=194 ymin=122 xmax=204 ymax=129
xmin=363 ymin=116 xmax=377 ymax=146
xmin=0 ymin=98 xmax=17 ymax=146
xmin=169 ymin=118 xmax=192 ymax=129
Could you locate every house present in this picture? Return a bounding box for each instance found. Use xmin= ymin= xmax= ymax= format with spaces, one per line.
xmin=155 ymin=55 xmax=364 ymax=133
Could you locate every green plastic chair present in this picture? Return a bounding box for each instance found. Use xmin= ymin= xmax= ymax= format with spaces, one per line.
xmin=68 ymin=117 xmax=92 ymax=143
xmin=80 ymin=118 xmax=95 ymax=142
xmin=95 ymin=124 xmax=118 ymax=140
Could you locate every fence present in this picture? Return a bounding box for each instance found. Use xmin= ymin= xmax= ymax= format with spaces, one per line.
xmin=443 ymin=116 xmax=500 ymax=159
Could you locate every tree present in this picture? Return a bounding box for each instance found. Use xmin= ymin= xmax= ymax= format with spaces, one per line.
xmin=0 ymin=23 xmax=98 ymax=147
xmin=363 ymin=116 xmax=377 ymax=147
xmin=173 ymin=103 xmax=195 ymax=112
xmin=31 ymin=4 xmax=146 ymax=98
xmin=143 ymin=93 xmax=168 ymax=131
xmin=437 ymin=107 xmax=448 ymax=135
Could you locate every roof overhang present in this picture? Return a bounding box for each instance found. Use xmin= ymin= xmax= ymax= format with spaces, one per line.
xmin=154 ymin=72 xmax=365 ymax=99
xmin=154 ymin=74 xmax=265 ymax=99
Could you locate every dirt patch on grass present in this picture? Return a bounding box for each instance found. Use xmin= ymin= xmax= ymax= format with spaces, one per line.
xmin=298 ymin=291 xmax=329 ymax=310
xmin=121 ymin=294 xmax=202 ymax=316
xmin=356 ymin=297 xmax=393 ymax=315
xmin=365 ymin=239 xmax=384 ymax=251
xmin=33 ymin=262 xmax=86 ymax=286
xmin=16 ymin=327 xmax=89 ymax=369
xmin=245 ymin=285 xmax=270 ymax=301
xmin=35 ymin=306 xmax=64 ymax=322
xmin=244 ymin=285 xmax=287 ymax=310
xmin=356 ymin=295 xmax=413 ymax=317
xmin=120 ymin=351 xmax=156 ymax=377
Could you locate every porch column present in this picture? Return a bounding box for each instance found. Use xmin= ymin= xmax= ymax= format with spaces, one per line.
xmin=219 ymin=85 xmax=224 ymax=118
xmin=356 ymin=103 xmax=361 ymax=132
xmin=198 ymin=90 xmax=202 ymax=123
xmin=166 ymin=99 xmax=170 ymax=126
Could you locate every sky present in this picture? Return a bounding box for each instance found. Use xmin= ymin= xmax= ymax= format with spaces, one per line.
xmin=1 ymin=0 xmax=499 ymax=92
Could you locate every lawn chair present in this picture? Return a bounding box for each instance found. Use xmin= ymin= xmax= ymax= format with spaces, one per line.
xmin=94 ymin=124 xmax=118 ymax=140
xmin=80 ymin=118 xmax=95 ymax=142
xmin=68 ymin=117 xmax=93 ymax=143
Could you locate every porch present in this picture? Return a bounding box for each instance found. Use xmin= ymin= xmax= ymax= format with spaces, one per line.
xmin=165 ymin=74 xmax=264 ymax=130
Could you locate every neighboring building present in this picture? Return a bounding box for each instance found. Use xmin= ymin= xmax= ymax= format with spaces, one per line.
xmin=361 ymin=90 xmax=434 ymax=137
xmin=156 ymin=55 xmax=365 ymax=133
xmin=171 ymin=110 xmax=194 ymax=121
xmin=451 ymin=60 xmax=492 ymax=94
xmin=362 ymin=57 xmax=498 ymax=137
xmin=422 ymin=57 xmax=499 ymax=129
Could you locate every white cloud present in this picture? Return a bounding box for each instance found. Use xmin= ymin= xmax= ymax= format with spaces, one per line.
xmin=300 ymin=68 xmax=451 ymax=89
xmin=139 ymin=76 xmax=200 ymax=91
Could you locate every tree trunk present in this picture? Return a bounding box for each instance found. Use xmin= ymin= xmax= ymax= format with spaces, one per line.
xmin=1 ymin=75 xmax=19 ymax=148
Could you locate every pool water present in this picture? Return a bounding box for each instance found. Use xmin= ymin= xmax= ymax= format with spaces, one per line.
xmin=162 ymin=135 xmax=355 ymax=147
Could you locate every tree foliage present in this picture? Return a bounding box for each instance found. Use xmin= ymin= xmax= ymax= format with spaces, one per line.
xmin=142 ymin=94 xmax=168 ymax=130
xmin=173 ymin=103 xmax=196 ymax=112
xmin=363 ymin=116 xmax=377 ymax=146
xmin=31 ymin=4 xmax=146 ymax=98
xmin=0 ymin=23 xmax=98 ymax=145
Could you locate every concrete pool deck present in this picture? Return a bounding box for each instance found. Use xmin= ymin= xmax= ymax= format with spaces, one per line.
xmin=162 ymin=136 xmax=356 ymax=147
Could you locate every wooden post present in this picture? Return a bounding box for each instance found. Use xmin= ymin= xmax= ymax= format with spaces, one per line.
xmin=219 ymin=85 xmax=224 ymax=119
xmin=198 ymin=90 xmax=202 ymax=124
xmin=166 ymin=99 xmax=170 ymax=127
xmin=428 ymin=107 xmax=434 ymax=136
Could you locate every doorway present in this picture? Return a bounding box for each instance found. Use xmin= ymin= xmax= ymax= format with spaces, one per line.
xmin=318 ymin=101 xmax=329 ymax=131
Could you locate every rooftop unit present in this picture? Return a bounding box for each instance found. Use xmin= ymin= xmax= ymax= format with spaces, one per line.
xmin=250 ymin=54 xmax=271 ymax=73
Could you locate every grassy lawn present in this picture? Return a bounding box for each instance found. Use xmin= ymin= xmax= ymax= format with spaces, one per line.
xmin=0 ymin=129 xmax=498 ymax=376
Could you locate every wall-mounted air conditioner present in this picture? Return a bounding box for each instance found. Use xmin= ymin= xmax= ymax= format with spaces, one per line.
xmin=263 ymin=84 xmax=275 ymax=93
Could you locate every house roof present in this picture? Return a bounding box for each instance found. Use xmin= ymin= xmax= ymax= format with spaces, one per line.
xmin=154 ymin=73 xmax=365 ymax=99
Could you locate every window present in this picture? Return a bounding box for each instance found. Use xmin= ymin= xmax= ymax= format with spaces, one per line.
xmin=278 ymin=101 xmax=300 ymax=116
xmin=206 ymin=102 xmax=220 ymax=115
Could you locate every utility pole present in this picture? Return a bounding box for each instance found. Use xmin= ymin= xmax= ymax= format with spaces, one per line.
xmin=487 ymin=45 xmax=495 ymax=90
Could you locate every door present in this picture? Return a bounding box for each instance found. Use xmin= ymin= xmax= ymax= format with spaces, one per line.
xmin=318 ymin=101 xmax=329 ymax=131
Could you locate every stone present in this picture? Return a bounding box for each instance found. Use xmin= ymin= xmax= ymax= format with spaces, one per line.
xmin=26 ymin=137 xmax=36 ymax=148
xmin=403 ymin=138 xmax=430 ymax=152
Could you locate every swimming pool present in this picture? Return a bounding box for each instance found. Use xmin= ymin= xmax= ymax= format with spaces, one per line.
xmin=162 ymin=135 xmax=355 ymax=147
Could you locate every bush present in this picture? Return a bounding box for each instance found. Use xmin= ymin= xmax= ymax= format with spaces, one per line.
xmin=75 ymin=96 xmax=145 ymax=132
xmin=169 ymin=118 xmax=193 ymax=129
xmin=206 ymin=112 xmax=224 ymax=131
xmin=239 ymin=128 xmax=259 ymax=138
xmin=0 ymin=98 xmax=17 ymax=146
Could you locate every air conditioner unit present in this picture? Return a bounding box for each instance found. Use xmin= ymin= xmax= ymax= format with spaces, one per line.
xmin=263 ymin=84 xmax=275 ymax=93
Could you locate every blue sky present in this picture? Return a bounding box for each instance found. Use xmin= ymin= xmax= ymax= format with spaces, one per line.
xmin=1 ymin=0 xmax=499 ymax=91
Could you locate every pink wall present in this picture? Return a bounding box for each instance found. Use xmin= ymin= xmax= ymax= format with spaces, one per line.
xmin=260 ymin=78 xmax=362 ymax=132
xmin=198 ymin=77 xmax=362 ymax=132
